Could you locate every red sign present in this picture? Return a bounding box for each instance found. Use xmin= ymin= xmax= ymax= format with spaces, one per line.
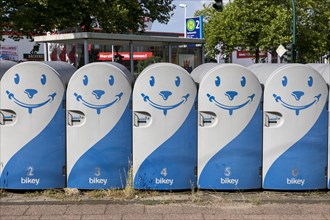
xmin=237 ymin=50 xmax=267 ymax=59
xmin=98 ymin=52 xmax=153 ymax=61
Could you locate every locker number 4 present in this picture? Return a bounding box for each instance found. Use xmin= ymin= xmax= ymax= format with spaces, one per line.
xmin=161 ymin=168 xmax=167 ymax=177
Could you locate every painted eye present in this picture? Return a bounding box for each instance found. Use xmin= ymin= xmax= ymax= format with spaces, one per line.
xmin=215 ymin=76 xmax=221 ymax=87
xmin=83 ymin=75 xmax=88 ymax=86
xmin=308 ymin=76 xmax=313 ymax=87
xmin=149 ymin=76 xmax=155 ymax=87
xmin=109 ymin=75 xmax=114 ymax=86
xmin=282 ymin=76 xmax=288 ymax=87
xmin=175 ymin=76 xmax=181 ymax=87
xmin=241 ymin=76 xmax=246 ymax=87
xmin=41 ymin=74 xmax=46 ymax=85
xmin=14 ymin=74 xmax=20 ymax=84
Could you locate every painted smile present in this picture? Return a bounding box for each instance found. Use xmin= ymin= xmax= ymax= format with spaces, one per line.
xmin=273 ymin=93 xmax=321 ymax=116
xmin=207 ymin=93 xmax=255 ymax=115
xmin=141 ymin=93 xmax=190 ymax=116
xmin=74 ymin=92 xmax=123 ymax=114
xmin=6 ymin=90 xmax=56 ymax=114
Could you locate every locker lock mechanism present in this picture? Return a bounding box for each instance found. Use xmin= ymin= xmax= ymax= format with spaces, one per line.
xmin=67 ymin=110 xmax=85 ymax=126
xmin=199 ymin=111 xmax=217 ymax=127
xmin=264 ymin=112 xmax=283 ymax=127
xmin=134 ymin=112 xmax=151 ymax=127
xmin=0 ymin=110 xmax=17 ymax=125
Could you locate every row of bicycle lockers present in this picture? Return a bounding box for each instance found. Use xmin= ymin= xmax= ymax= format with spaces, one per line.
xmin=0 ymin=60 xmax=329 ymax=190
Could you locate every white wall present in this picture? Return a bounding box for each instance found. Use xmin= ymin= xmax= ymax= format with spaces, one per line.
xmin=1 ymin=36 xmax=45 ymax=61
xmin=231 ymin=51 xmax=273 ymax=67
xmin=217 ymin=50 xmax=274 ymax=67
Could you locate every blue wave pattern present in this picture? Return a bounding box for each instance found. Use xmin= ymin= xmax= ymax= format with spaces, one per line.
xmin=68 ymin=104 xmax=132 ymax=189
xmin=199 ymin=105 xmax=262 ymax=190
xmin=263 ymin=108 xmax=328 ymax=190
xmin=134 ymin=107 xmax=197 ymax=190
xmin=1 ymin=104 xmax=65 ymax=189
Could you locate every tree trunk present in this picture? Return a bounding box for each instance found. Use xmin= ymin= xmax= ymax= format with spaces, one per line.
xmin=255 ymin=48 xmax=260 ymax=63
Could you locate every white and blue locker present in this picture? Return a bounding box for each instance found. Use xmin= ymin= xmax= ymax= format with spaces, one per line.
xmin=66 ymin=62 xmax=133 ymax=189
xmin=0 ymin=60 xmax=17 ymax=188
xmin=133 ymin=63 xmax=197 ymax=190
xmin=307 ymin=63 xmax=330 ymax=189
xmin=0 ymin=60 xmax=17 ymax=80
xmin=248 ymin=64 xmax=285 ymax=86
xmin=0 ymin=61 xmax=75 ymax=189
xmin=194 ymin=64 xmax=262 ymax=190
xmin=191 ymin=63 xmax=218 ymax=84
xmin=262 ymin=64 xmax=328 ymax=190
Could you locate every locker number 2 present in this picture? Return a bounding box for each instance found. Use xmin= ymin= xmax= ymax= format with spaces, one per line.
xmin=27 ymin=166 xmax=34 ymax=176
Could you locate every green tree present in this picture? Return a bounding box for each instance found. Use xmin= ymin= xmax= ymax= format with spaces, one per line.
xmin=136 ymin=56 xmax=162 ymax=78
xmin=1 ymin=0 xmax=175 ymax=40
xmin=196 ymin=0 xmax=329 ymax=63
xmin=294 ymin=0 xmax=330 ymax=63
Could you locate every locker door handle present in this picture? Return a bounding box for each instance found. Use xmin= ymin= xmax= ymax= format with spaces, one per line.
xmin=199 ymin=111 xmax=217 ymax=127
xmin=0 ymin=110 xmax=16 ymax=125
xmin=134 ymin=112 xmax=151 ymax=127
xmin=67 ymin=110 xmax=85 ymax=126
xmin=264 ymin=112 xmax=282 ymax=127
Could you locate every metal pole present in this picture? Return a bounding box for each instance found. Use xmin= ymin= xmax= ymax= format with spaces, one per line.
xmin=84 ymin=39 xmax=89 ymax=65
xmin=130 ymin=41 xmax=134 ymax=74
xmin=44 ymin=43 xmax=48 ymax=61
xmin=112 ymin=45 xmax=114 ymax=62
xmin=179 ymin=4 xmax=187 ymax=38
xmin=168 ymin=44 xmax=172 ymax=63
xmin=292 ymin=0 xmax=296 ymax=63
xmin=201 ymin=44 xmax=205 ymax=64
xmin=184 ymin=7 xmax=187 ymax=38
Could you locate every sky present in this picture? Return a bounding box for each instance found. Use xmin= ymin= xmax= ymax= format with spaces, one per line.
xmin=150 ymin=0 xmax=230 ymax=33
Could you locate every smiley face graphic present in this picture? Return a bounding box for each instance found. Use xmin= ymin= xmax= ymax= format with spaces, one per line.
xmin=206 ymin=75 xmax=255 ymax=115
xmin=5 ymin=71 xmax=58 ymax=114
xmin=141 ymin=75 xmax=190 ymax=116
xmin=73 ymin=73 xmax=123 ymax=115
xmin=272 ymin=75 xmax=321 ymax=116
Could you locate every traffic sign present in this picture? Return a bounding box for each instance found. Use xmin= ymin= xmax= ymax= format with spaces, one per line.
xmin=186 ymin=16 xmax=203 ymax=39
xmin=276 ymin=44 xmax=287 ymax=58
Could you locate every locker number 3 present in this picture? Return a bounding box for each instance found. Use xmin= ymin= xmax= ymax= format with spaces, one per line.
xmin=95 ymin=167 xmax=101 ymax=176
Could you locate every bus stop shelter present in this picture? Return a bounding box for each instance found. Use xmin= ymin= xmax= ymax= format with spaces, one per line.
xmin=34 ymin=32 xmax=205 ymax=74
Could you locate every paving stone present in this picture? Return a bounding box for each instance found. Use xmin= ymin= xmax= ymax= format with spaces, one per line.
xmin=123 ymin=214 xmax=163 ymax=220
xmin=1 ymin=216 xmax=41 ymax=220
xmin=0 ymin=205 xmax=30 ymax=216
xmin=65 ymin=204 xmax=106 ymax=215
xmin=105 ymin=204 xmax=145 ymax=215
xmin=25 ymin=205 xmax=67 ymax=215
xmin=243 ymin=214 xmax=282 ymax=220
xmin=163 ymin=213 xmax=204 ymax=220
xmin=82 ymin=214 xmax=123 ymax=220
xmin=204 ymin=214 xmax=244 ymax=220
xmin=281 ymin=214 xmax=328 ymax=220
xmin=145 ymin=204 xmax=184 ymax=214
xmin=40 ymin=215 xmax=82 ymax=220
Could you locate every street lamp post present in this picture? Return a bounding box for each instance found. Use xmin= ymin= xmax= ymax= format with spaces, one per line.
xmin=179 ymin=4 xmax=187 ymax=37
xmin=292 ymin=0 xmax=296 ymax=63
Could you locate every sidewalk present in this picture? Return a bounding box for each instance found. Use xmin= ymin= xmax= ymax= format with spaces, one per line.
xmin=1 ymin=190 xmax=329 ymax=220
